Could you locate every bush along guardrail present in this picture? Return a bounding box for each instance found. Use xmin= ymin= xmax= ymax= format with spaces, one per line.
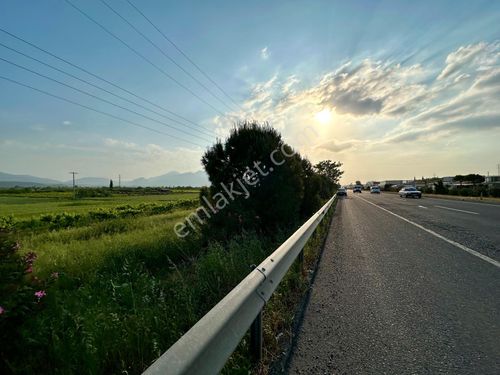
xmin=143 ymin=194 xmax=337 ymax=375
xmin=0 ymin=199 xmax=199 ymax=231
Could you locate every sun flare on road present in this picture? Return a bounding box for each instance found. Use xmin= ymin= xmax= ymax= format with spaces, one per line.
xmin=315 ymin=108 xmax=332 ymax=124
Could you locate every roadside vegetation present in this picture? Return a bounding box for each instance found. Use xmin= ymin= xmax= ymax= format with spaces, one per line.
xmin=0 ymin=122 xmax=342 ymax=374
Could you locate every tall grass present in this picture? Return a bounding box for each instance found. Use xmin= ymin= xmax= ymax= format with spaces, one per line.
xmin=1 ymin=192 xmax=336 ymax=374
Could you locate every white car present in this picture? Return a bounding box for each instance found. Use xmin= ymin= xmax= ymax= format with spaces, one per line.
xmin=370 ymin=186 xmax=381 ymax=193
xmin=399 ymin=186 xmax=422 ymax=198
xmin=337 ymin=187 xmax=347 ymax=196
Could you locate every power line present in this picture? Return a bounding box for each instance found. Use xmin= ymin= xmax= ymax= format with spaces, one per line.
xmin=0 ymin=27 xmax=211 ymax=133
xmin=0 ymin=75 xmax=204 ymax=148
xmin=98 ymin=0 xmax=236 ymax=113
xmin=0 ymin=41 xmax=215 ymax=138
xmin=126 ymin=0 xmax=244 ymax=112
xmin=0 ymin=56 xmax=212 ymax=143
xmin=64 ymin=0 xmax=226 ymax=116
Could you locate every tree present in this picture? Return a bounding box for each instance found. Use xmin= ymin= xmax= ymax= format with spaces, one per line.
xmin=355 ymin=180 xmax=362 ymax=186
xmin=109 ymin=179 xmax=113 ymax=190
xmin=434 ymin=179 xmax=448 ymax=195
xmin=464 ymin=173 xmax=485 ymax=186
xmin=201 ymin=122 xmax=306 ymax=239
xmin=314 ymin=160 xmax=344 ymax=186
xmin=453 ymin=175 xmax=464 ymax=186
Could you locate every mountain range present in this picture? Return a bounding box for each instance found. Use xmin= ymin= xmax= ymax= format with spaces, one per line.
xmin=0 ymin=171 xmax=209 ymax=188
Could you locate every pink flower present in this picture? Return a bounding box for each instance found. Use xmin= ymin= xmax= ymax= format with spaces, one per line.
xmin=51 ymin=272 xmax=59 ymax=279
xmin=0 ymin=306 xmax=5 ymax=315
xmin=26 ymin=266 xmax=33 ymax=274
xmin=24 ymin=252 xmax=37 ymax=266
xmin=34 ymin=290 xmax=46 ymax=300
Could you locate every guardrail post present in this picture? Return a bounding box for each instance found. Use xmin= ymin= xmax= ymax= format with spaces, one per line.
xmin=298 ymin=249 xmax=304 ymax=269
xmin=250 ymin=310 xmax=262 ymax=362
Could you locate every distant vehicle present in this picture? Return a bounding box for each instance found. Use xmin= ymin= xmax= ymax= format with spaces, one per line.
xmin=337 ymin=187 xmax=347 ymax=196
xmin=353 ymin=185 xmax=362 ymax=193
xmin=399 ymin=186 xmax=422 ymax=198
xmin=370 ymin=186 xmax=381 ymax=194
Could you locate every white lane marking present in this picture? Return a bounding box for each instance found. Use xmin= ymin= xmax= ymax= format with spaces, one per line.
xmin=423 ymin=197 xmax=500 ymax=208
xmin=418 ymin=205 xmax=427 ymax=209
xmin=435 ymin=205 xmax=479 ymax=215
xmin=356 ymin=195 xmax=500 ymax=269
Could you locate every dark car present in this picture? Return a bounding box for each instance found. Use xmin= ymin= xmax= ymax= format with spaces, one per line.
xmin=353 ymin=185 xmax=362 ymax=193
xmin=399 ymin=186 xmax=422 ymax=198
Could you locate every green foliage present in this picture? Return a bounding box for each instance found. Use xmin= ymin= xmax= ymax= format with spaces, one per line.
xmin=201 ymin=122 xmax=340 ymax=240
xmin=8 ymin=200 xmax=198 ymax=231
xmin=434 ymin=180 xmax=449 ymax=195
xmin=490 ymin=187 xmax=500 ymax=197
xmin=0 ymin=215 xmax=15 ymax=231
xmin=453 ymin=174 xmax=464 ymax=184
xmin=314 ymin=160 xmax=344 ymax=186
xmin=453 ymin=173 xmax=485 ymax=186
xmin=75 ymin=188 xmax=112 ymax=198
xmin=0 ymin=128 xmax=341 ymax=373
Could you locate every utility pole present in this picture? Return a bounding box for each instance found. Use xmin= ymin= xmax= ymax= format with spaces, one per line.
xmin=119 ymin=174 xmax=121 ymax=188
xmin=69 ymin=171 xmax=78 ymax=198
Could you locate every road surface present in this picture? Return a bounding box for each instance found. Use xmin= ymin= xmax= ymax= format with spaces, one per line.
xmin=287 ymin=192 xmax=500 ymax=374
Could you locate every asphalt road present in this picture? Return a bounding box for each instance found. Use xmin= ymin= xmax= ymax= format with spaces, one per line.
xmin=287 ymin=192 xmax=500 ymax=374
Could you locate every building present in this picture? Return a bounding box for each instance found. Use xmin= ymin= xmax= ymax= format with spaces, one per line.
xmin=485 ymin=175 xmax=500 ymax=188
xmin=379 ymin=180 xmax=403 ymax=188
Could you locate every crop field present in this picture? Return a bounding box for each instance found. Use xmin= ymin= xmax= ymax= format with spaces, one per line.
xmin=0 ymin=188 xmax=206 ymax=374
xmin=0 ymin=190 xmax=199 ymax=218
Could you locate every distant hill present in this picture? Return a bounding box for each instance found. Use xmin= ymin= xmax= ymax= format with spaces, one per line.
xmin=0 ymin=172 xmax=62 ymax=186
xmin=0 ymin=170 xmax=209 ymax=188
xmin=64 ymin=177 xmax=110 ymax=187
xmin=0 ymin=181 xmax=49 ymax=188
xmin=129 ymin=171 xmax=209 ymax=187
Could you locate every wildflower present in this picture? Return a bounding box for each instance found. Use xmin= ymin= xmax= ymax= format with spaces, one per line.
xmin=0 ymin=306 xmax=4 ymax=315
xmin=26 ymin=266 xmax=33 ymax=274
xmin=12 ymin=241 xmax=20 ymax=251
xmin=24 ymin=252 xmax=37 ymax=266
xmin=51 ymin=272 xmax=59 ymax=279
xmin=34 ymin=290 xmax=46 ymax=301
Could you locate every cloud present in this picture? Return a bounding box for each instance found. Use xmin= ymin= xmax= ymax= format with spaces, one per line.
xmin=104 ymin=138 xmax=137 ymax=149
xmin=383 ymin=46 xmax=500 ymax=143
xmin=62 ymin=120 xmax=72 ymax=126
xmin=260 ymin=47 xmax=270 ymax=60
xmin=312 ymin=60 xmax=429 ymax=116
xmin=218 ymin=39 xmax=499 ymax=159
xmin=316 ymin=139 xmax=361 ymax=153
xmin=436 ymin=42 xmax=498 ymax=80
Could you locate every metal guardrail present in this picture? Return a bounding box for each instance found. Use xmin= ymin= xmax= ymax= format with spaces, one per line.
xmin=143 ymin=194 xmax=337 ymax=375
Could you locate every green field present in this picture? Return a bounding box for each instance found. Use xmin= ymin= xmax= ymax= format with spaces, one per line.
xmin=0 ymin=188 xmax=333 ymax=374
xmin=0 ymin=190 xmax=199 ymax=219
xmin=0 ymin=189 xmax=207 ymax=374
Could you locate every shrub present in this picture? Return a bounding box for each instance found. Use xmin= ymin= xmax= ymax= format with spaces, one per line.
xmin=489 ymin=187 xmax=500 ymax=197
xmin=0 ymin=216 xmax=15 ymax=231
xmin=75 ymin=188 xmax=112 ymax=198
xmin=200 ymin=122 xmax=339 ymax=240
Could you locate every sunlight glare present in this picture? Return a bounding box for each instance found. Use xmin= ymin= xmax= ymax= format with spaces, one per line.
xmin=315 ymin=108 xmax=332 ymax=124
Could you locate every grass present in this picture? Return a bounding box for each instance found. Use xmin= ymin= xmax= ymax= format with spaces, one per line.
xmin=0 ymin=190 xmax=199 ymax=219
xmin=1 ymin=189 xmax=336 ymax=374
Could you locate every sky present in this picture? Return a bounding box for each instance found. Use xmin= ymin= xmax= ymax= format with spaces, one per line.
xmin=0 ymin=0 xmax=499 ymax=184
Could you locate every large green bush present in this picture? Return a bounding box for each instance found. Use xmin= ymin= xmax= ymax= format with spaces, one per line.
xmin=200 ymin=122 xmax=341 ymax=240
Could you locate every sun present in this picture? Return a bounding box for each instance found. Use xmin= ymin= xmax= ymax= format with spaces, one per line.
xmin=315 ymin=108 xmax=332 ymax=124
